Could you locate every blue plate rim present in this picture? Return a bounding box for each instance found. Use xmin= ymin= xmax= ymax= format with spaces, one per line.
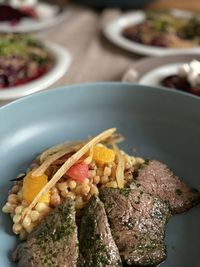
xmin=0 ymin=82 xmax=199 ymax=112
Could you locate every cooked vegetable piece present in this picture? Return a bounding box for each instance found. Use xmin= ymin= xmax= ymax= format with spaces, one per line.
xmin=33 ymin=145 xmax=81 ymax=177
xmin=39 ymin=140 xmax=84 ymax=163
xmin=66 ymin=162 xmax=89 ymax=182
xmin=112 ymin=143 xmax=125 ymax=188
xmin=22 ymin=171 xmax=50 ymax=204
xmin=93 ymin=145 xmax=115 ymax=165
xmin=20 ymin=128 xmax=116 ymax=221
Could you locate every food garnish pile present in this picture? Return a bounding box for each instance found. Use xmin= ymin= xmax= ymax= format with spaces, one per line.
xmin=2 ymin=128 xmax=200 ymax=267
xmin=0 ymin=34 xmax=53 ymax=89
xmin=122 ymin=10 xmax=200 ymax=48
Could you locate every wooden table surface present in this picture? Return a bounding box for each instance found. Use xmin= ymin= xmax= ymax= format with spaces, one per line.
xmin=0 ymin=0 xmax=199 ymax=106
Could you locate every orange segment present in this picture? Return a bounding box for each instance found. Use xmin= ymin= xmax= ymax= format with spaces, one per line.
xmin=22 ymin=171 xmax=50 ymax=204
xmin=93 ymin=145 xmax=115 ymax=165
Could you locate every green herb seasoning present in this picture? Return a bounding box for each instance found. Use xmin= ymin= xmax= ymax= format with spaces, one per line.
xmin=119 ymin=188 xmax=130 ymax=197
xmin=175 ymin=189 xmax=182 ymax=196
xmin=78 ymin=196 xmax=122 ymax=267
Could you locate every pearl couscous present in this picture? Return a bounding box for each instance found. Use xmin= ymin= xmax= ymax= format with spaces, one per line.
xmin=2 ymin=128 xmax=144 ymax=240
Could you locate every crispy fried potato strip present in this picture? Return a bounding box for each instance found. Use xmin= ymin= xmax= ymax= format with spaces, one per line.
xmin=20 ymin=128 xmax=116 ymax=221
xmin=39 ymin=134 xmax=122 ymax=163
xmin=32 ymin=145 xmax=82 ymax=177
xmin=112 ymin=142 xmax=125 ymax=188
xmin=103 ymin=133 xmax=124 ymax=145
xmin=39 ymin=141 xmax=84 ymax=163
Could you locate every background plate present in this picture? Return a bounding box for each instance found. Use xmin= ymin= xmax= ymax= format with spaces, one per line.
xmin=122 ymin=54 xmax=200 ymax=90
xmin=0 ymin=2 xmax=68 ymax=33
xmin=0 ymin=43 xmax=71 ymax=100
xmin=104 ymin=10 xmax=200 ymax=56
xmin=0 ymin=83 xmax=199 ymax=267
xmin=123 ymin=54 xmax=200 ymax=93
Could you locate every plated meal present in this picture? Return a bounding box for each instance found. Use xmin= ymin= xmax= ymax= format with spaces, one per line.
xmin=0 ymin=34 xmax=71 ymax=100
xmin=104 ymin=9 xmax=200 ymax=55
xmin=122 ymin=10 xmax=200 ymax=49
xmin=122 ymin=54 xmax=200 ymax=97
xmin=0 ymin=1 xmax=66 ymax=33
xmin=0 ymin=34 xmax=53 ymax=89
xmin=161 ymin=60 xmax=200 ymax=96
xmin=2 ymin=128 xmax=200 ymax=267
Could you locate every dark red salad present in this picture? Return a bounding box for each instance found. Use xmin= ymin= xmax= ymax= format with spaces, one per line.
xmin=161 ymin=60 xmax=200 ymax=96
xmin=0 ymin=34 xmax=53 ymax=89
xmin=122 ymin=11 xmax=200 ymax=48
xmin=0 ymin=4 xmax=37 ymax=24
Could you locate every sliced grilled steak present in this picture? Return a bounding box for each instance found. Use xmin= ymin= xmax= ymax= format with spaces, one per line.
xmin=78 ymin=196 xmax=122 ymax=267
xmin=99 ymin=188 xmax=170 ymax=266
xmin=13 ymin=198 xmax=78 ymax=267
xmin=131 ymin=160 xmax=200 ymax=214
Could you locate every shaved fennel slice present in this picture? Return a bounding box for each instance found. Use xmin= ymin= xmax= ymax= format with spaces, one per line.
xmin=112 ymin=142 xmax=125 ymax=188
xmin=39 ymin=140 xmax=84 ymax=163
xmin=32 ymin=144 xmax=82 ymax=177
xmin=20 ymin=128 xmax=116 ymax=221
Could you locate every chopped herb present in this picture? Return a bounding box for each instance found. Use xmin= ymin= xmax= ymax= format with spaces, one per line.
xmin=122 ymin=217 xmax=135 ymax=230
xmin=119 ymin=188 xmax=130 ymax=197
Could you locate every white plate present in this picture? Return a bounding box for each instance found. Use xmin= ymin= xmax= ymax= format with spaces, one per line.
xmin=0 ymin=43 xmax=71 ymax=100
xmin=104 ymin=10 xmax=200 ymax=56
xmin=0 ymin=2 xmax=68 ymax=33
xmin=139 ymin=63 xmax=183 ymax=86
xmin=122 ymin=54 xmax=200 ymax=89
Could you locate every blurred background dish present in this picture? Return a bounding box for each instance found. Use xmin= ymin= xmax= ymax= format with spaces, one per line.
xmin=0 ymin=34 xmax=53 ymax=89
xmin=122 ymin=10 xmax=200 ymax=48
xmin=104 ymin=9 xmax=200 ymax=56
xmin=0 ymin=35 xmax=71 ymax=100
xmin=122 ymin=54 xmax=200 ymax=96
xmin=0 ymin=0 xmax=68 ymax=32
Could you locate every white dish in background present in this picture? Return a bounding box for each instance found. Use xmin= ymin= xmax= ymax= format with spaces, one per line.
xmin=0 ymin=2 xmax=68 ymax=33
xmin=104 ymin=10 xmax=200 ymax=56
xmin=139 ymin=63 xmax=182 ymax=86
xmin=0 ymin=43 xmax=71 ymax=100
xmin=122 ymin=54 xmax=200 ymax=88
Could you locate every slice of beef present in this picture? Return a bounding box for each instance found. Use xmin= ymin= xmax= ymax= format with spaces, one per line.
xmin=78 ymin=195 xmax=122 ymax=267
xmin=99 ymin=188 xmax=170 ymax=266
xmin=13 ymin=198 xmax=78 ymax=267
xmin=131 ymin=160 xmax=200 ymax=214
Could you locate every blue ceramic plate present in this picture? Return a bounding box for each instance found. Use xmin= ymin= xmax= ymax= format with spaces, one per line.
xmin=0 ymin=83 xmax=199 ymax=267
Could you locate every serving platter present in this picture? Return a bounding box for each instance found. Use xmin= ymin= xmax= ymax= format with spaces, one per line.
xmin=104 ymin=9 xmax=200 ymax=56
xmin=0 ymin=42 xmax=71 ymax=100
xmin=0 ymin=83 xmax=199 ymax=267
xmin=0 ymin=2 xmax=68 ymax=33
